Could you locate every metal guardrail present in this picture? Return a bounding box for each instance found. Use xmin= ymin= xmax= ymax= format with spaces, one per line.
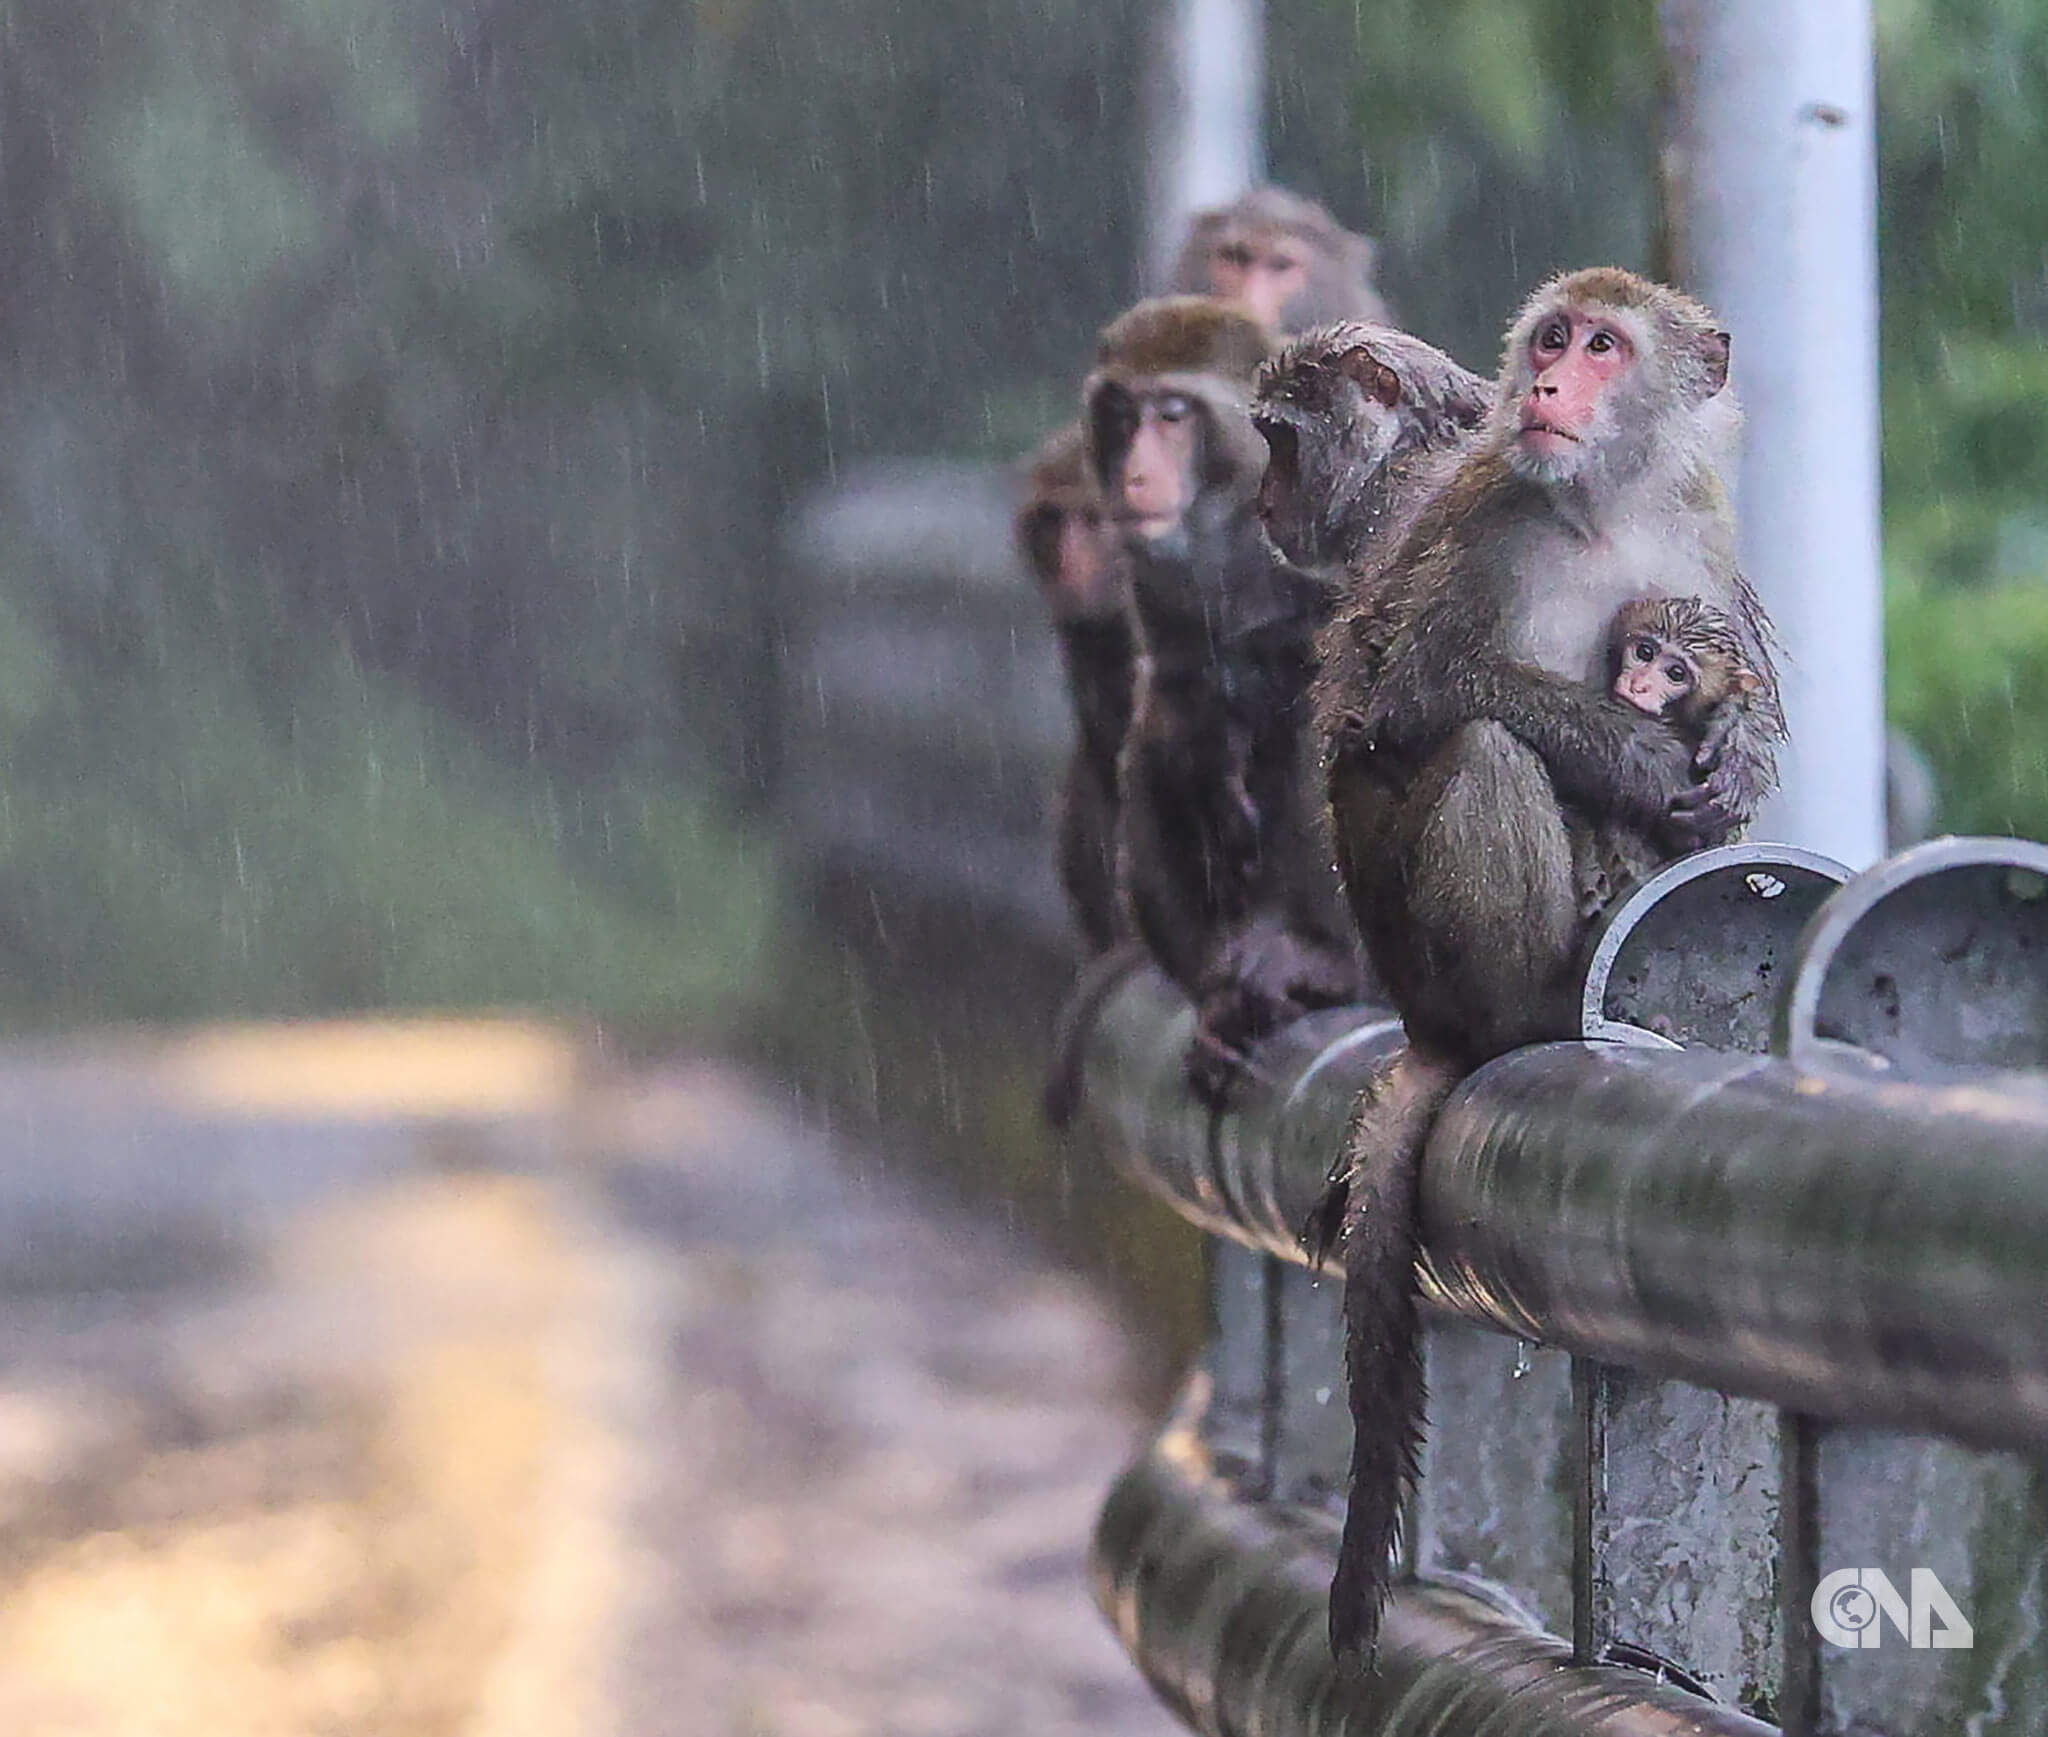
xmin=1077 ymin=837 xmax=2048 ymax=1736
xmin=783 ymin=461 xmax=1073 ymax=941
xmin=779 ymin=474 xmax=2045 ymax=1734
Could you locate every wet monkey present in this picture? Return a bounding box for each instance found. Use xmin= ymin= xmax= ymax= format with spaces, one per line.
xmin=1085 ymin=298 xmax=1365 ymax=1101
xmin=1173 ymin=186 xmax=1391 ymax=335
xmin=1607 ymin=593 xmax=1763 ymax=737
xmin=1570 ymin=595 xmax=1767 ymax=915
xmin=1311 ymin=269 xmax=1786 ymax=1671
xmin=1016 ymin=423 xmax=1131 ymax=957
xmin=1252 ymin=322 xmax=1490 ymax=579
xmin=1037 ymin=300 xmax=1293 ymax=1122
xmin=1028 ymin=303 xmax=1270 ymax=959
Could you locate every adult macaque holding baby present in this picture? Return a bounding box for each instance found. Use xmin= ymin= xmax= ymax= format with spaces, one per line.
xmin=1311 ymin=267 xmax=1787 ymax=1672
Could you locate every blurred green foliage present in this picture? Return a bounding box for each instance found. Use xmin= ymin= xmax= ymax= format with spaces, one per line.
xmin=2 ymin=0 xmax=2044 ymax=1032
xmin=0 ymin=0 xmax=1147 ymax=1031
xmin=1875 ymin=0 xmax=2048 ymax=839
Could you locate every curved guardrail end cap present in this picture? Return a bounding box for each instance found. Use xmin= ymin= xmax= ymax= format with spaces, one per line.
xmin=1578 ymin=842 xmax=1850 ymax=1053
xmin=1776 ymin=833 xmax=2048 ymax=1077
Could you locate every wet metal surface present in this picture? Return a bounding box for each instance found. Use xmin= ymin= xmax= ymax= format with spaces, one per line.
xmin=1419 ymin=1323 xmax=1576 ymax=1637
xmin=1777 ymin=834 xmax=2048 ymax=1077
xmin=1424 ymin=1042 xmax=2048 ymax=1453
xmin=1575 ymin=1367 xmax=1785 ymax=1711
xmin=1081 ymin=838 xmax=2048 ymax=1733
xmin=1091 ymin=1376 xmax=1777 ymax=1737
xmin=1581 ymin=844 xmax=1849 ymax=1051
xmin=1792 ymin=1428 xmax=2048 ymax=1735
xmin=1087 ymin=954 xmax=2048 ymax=1455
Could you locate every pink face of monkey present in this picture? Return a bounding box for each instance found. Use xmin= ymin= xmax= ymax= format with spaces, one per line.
xmin=1205 ymin=229 xmax=1313 ymax=331
xmin=1613 ymin=628 xmax=1699 ymax=717
xmin=1518 ymin=308 xmax=1636 ymax=463
xmin=1117 ymin=394 xmax=1201 ymax=540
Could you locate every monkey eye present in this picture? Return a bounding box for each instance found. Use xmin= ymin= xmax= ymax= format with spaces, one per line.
xmin=1156 ymin=394 xmax=1193 ymax=422
xmin=1629 ymin=637 xmax=1658 ymax=664
xmin=1537 ymin=320 xmax=1570 ymax=352
xmin=1664 ymin=662 xmax=1692 ymax=687
xmin=1218 ymin=243 xmax=1253 ymax=268
xmin=1587 ymin=328 xmax=1618 ymax=355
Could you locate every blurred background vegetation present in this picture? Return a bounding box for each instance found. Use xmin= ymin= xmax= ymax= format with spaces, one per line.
xmin=0 ymin=0 xmax=2039 ymax=1031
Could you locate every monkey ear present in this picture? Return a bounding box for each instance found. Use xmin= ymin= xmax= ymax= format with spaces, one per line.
xmin=1334 ymin=346 xmax=1402 ymax=408
xmin=1701 ymin=330 xmax=1732 ymax=396
xmin=1731 ymin=668 xmax=1762 ymax=697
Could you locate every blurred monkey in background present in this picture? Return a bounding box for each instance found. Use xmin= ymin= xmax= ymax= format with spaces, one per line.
xmin=1174 ymin=186 xmax=1391 ymax=335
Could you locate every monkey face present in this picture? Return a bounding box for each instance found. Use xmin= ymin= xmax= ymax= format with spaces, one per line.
xmin=1115 ymin=394 xmax=1202 ymax=541
xmin=1207 ymin=227 xmax=1313 ymax=332
xmin=1614 ymin=631 xmax=1698 ymax=717
xmin=1518 ymin=310 xmax=1636 ymax=462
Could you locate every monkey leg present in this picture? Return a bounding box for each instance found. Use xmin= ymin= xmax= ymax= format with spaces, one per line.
xmin=1393 ymin=721 xmax=1583 ymax=1062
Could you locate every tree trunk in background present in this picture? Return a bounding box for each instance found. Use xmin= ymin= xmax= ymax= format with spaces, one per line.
xmin=1661 ymin=0 xmax=1886 ymax=869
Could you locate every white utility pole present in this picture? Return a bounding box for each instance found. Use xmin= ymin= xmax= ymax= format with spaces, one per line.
xmin=1661 ymin=0 xmax=1887 ymax=869
xmin=1144 ymin=0 xmax=1265 ymax=292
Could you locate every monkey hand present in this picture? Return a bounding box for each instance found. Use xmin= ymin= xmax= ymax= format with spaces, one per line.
xmin=1665 ymin=713 xmax=1774 ymax=850
xmin=1187 ymin=926 xmax=1362 ymax=1109
xmin=1608 ymin=715 xmax=1702 ymax=833
xmin=1659 ymin=779 xmax=1738 ymax=853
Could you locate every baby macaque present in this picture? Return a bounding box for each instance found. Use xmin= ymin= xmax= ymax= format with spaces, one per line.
xmin=1573 ymin=595 xmax=1764 ymax=915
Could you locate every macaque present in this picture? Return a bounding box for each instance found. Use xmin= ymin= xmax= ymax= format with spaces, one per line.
xmin=1173 ymin=186 xmax=1392 ymax=335
xmin=1085 ymin=297 xmax=1365 ymax=1101
xmin=1016 ymin=423 xmax=1131 ymax=956
xmin=1571 ymin=595 xmax=1766 ymax=915
xmin=1253 ymin=322 xmax=1490 ymax=579
xmin=1036 ymin=300 xmax=1300 ymax=1125
xmin=1309 ymin=268 xmax=1786 ymax=1671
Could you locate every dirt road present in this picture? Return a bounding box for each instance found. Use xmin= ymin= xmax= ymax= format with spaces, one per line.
xmin=0 ymin=1031 xmax=1180 ymax=1737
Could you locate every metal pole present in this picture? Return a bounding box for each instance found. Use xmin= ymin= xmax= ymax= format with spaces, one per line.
xmin=1144 ymin=0 xmax=1265 ymax=292
xmin=1661 ymin=0 xmax=1886 ymax=868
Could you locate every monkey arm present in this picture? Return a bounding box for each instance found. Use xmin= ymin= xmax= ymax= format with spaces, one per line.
xmin=1668 ymin=698 xmax=1781 ymax=846
xmin=1360 ymin=642 xmax=1698 ymax=832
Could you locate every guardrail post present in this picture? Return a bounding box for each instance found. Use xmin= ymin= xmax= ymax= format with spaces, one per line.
xmin=1420 ymin=1325 xmax=1573 ymax=1633
xmin=1560 ymin=849 xmax=1844 ymax=1708
xmin=1268 ymin=1263 xmax=1346 ymax=1512
xmin=1208 ymin=1241 xmax=1275 ymax=1494
xmin=1574 ymin=1364 xmax=1787 ymax=1706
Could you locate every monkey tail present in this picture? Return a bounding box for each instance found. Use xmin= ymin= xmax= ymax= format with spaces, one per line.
xmin=1328 ymin=1046 xmax=1463 ymax=1674
xmin=1042 ymin=941 xmax=1150 ymax=1129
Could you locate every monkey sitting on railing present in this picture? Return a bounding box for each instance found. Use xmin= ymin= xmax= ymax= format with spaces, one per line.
xmin=1083 ymin=298 xmax=1368 ymax=1105
xmin=1310 ymin=267 xmax=1787 ymax=1673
